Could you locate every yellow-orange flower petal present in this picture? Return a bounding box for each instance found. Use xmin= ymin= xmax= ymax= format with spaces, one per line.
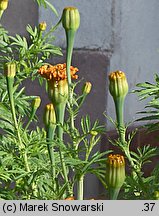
xmin=38 ymin=63 xmax=78 ymax=82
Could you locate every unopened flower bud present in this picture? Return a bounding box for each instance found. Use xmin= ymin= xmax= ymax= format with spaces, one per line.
xmin=90 ymin=130 xmax=98 ymax=136
xmin=39 ymin=21 xmax=47 ymax=31
xmin=44 ymin=103 xmax=56 ymax=128
xmin=106 ymin=154 xmax=125 ymax=189
xmin=62 ymin=7 xmax=80 ymax=32
xmin=154 ymin=191 xmax=159 ymax=200
xmin=109 ymin=71 xmax=128 ymax=99
xmin=0 ymin=0 xmax=8 ymax=11
xmin=4 ymin=62 xmax=16 ymax=78
xmin=82 ymin=82 xmax=92 ymax=94
xmin=48 ymin=80 xmax=68 ymax=105
xmin=32 ymin=96 xmax=41 ymax=109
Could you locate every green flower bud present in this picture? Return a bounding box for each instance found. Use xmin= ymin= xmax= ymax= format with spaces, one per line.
xmin=0 ymin=0 xmax=8 ymax=11
xmin=32 ymin=96 xmax=41 ymax=109
xmin=106 ymin=154 xmax=125 ymax=189
xmin=82 ymin=82 xmax=92 ymax=94
xmin=24 ymin=96 xmax=41 ymax=131
xmin=43 ymin=103 xmax=56 ymax=128
xmin=48 ymin=79 xmax=68 ymax=105
xmin=62 ymin=7 xmax=80 ymax=32
xmin=90 ymin=130 xmax=98 ymax=136
xmin=109 ymin=71 xmax=128 ymax=99
xmin=39 ymin=21 xmax=47 ymax=31
xmin=154 ymin=191 xmax=159 ymax=200
xmin=4 ymin=62 xmax=16 ymax=78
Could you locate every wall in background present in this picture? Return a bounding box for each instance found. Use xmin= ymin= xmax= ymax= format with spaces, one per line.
xmin=1 ymin=0 xmax=38 ymax=36
xmin=109 ymin=0 xmax=159 ymax=126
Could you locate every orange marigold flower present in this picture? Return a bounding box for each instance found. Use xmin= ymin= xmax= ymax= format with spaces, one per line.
xmin=65 ymin=196 xmax=75 ymax=200
xmin=38 ymin=63 xmax=78 ymax=81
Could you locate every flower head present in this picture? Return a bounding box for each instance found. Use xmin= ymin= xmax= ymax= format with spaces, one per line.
xmin=82 ymin=82 xmax=92 ymax=94
xmin=48 ymin=79 xmax=69 ymax=105
xmin=4 ymin=62 xmax=16 ymax=78
xmin=106 ymin=154 xmax=125 ymax=189
xmin=0 ymin=0 xmax=8 ymax=11
xmin=39 ymin=21 xmax=47 ymax=31
xmin=43 ymin=103 xmax=56 ymax=127
xmin=38 ymin=63 xmax=78 ymax=82
xmin=32 ymin=96 xmax=41 ymax=109
xmin=154 ymin=191 xmax=159 ymax=200
xmin=62 ymin=7 xmax=80 ymax=32
xmin=38 ymin=63 xmax=78 ymax=105
xmin=109 ymin=71 xmax=128 ymax=99
xmin=65 ymin=196 xmax=75 ymax=200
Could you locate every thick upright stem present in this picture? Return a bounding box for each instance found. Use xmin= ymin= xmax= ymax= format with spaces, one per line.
xmin=66 ymin=30 xmax=75 ymax=88
xmin=114 ymin=97 xmax=125 ymax=144
xmin=55 ymin=103 xmax=72 ymax=196
xmin=46 ymin=125 xmax=56 ymax=187
xmin=77 ymin=175 xmax=84 ymax=200
xmin=6 ymin=77 xmax=35 ymax=195
xmin=66 ymin=30 xmax=76 ymax=132
xmin=6 ymin=78 xmax=21 ymax=142
xmin=114 ymin=97 xmax=138 ymax=179
xmin=24 ymin=110 xmax=36 ymax=132
xmin=109 ymin=188 xmax=120 ymax=200
xmin=0 ymin=10 xmax=3 ymax=20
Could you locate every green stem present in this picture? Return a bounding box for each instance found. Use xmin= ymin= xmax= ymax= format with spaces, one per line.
xmin=115 ymin=98 xmax=136 ymax=176
xmin=55 ymin=102 xmax=72 ymax=196
xmin=77 ymin=137 xmax=95 ymax=200
xmin=6 ymin=77 xmax=37 ymax=196
xmin=44 ymin=18 xmax=62 ymax=40
xmin=78 ymin=94 xmax=87 ymax=110
xmin=109 ymin=188 xmax=120 ymax=200
xmin=77 ymin=175 xmax=84 ymax=200
xmin=0 ymin=10 xmax=4 ymax=20
xmin=85 ymin=136 xmax=95 ymax=161
xmin=46 ymin=125 xmax=56 ymax=189
xmin=114 ymin=97 xmax=137 ymax=179
xmin=24 ymin=109 xmax=36 ymax=131
xmin=66 ymin=30 xmax=75 ymax=88
xmin=124 ymin=149 xmax=135 ymax=168
xmin=6 ymin=77 xmax=24 ymax=151
xmin=114 ymin=97 xmax=125 ymax=144
xmin=114 ymin=96 xmax=147 ymax=194
xmin=65 ymin=30 xmax=76 ymax=132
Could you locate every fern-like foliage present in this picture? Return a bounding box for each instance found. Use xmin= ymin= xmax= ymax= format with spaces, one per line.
xmin=134 ymin=74 xmax=159 ymax=131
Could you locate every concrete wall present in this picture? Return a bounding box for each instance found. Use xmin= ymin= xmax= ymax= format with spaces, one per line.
xmin=109 ymin=0 xmax=159 ymax=126
xmin=40 ymin=0 xmax=113 ymax=50
xmin=1 ymin=0 xmax=38 ymax=35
